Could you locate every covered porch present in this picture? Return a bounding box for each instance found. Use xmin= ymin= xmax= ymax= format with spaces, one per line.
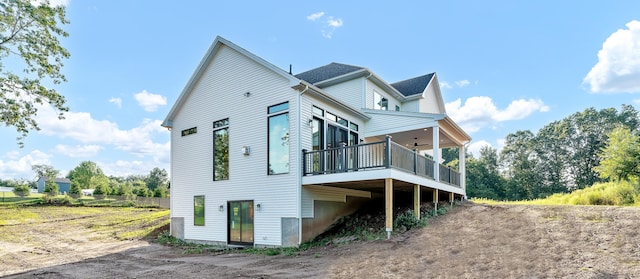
xmin=302 ymin=117 xmax=470 ymax=237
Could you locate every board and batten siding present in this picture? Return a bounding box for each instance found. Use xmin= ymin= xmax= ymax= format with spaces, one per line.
xmin=320 ymin=78 xmax=364 ymax=109
xmin=170 ymin=45 xmax=299 ymax=246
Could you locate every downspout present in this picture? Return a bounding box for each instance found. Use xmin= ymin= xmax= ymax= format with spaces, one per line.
xmin=297 ymin=84 xmax=309 ymax=245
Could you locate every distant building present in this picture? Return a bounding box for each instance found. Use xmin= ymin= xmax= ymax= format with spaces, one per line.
xmin=37 ymin=177 xmax=72 ymax=194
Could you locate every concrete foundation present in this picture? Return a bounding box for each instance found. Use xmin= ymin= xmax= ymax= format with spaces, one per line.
xmin=281 ymin=217 xmax=300 ymax=247
xmin=170 ymin=217 xmax=184 ymax=239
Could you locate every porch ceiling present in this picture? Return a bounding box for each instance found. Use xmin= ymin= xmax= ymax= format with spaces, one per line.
xmin=367 ymin=127 xmax=459 ymax=151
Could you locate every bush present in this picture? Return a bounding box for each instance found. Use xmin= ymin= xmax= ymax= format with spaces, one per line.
xmin=13 ymin=184 xmax=31 ymax=197
xmin=153 ymin=185 xmax=168 ymax=198
xmin=44 ymin=180 xmax=59 ymax=196
xmin=393 ymin=210 xmax=426 ymax=232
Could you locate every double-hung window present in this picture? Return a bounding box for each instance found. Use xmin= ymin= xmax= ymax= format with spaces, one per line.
xmin=213 ymin=118 xmax=229 ymax=180
xmin=268 ymin=102 xmax=289 ymax=175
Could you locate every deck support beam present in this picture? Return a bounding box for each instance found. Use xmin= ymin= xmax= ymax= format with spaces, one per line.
xmin=433 ymin=189 xmax=439 ymax=213
xmin=385 ymin=178 xmax=393 ymax=239
xmin=414 ymin=184 xmax=421 ymax=220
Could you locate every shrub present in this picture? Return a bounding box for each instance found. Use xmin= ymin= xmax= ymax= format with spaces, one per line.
xmin=154 ymin=185 xmax=168 ymax=198
xmin=393 ymin=210 xmax=426 ymax=232
xmin=44 ymin=180 xmax=59 ymax=196
xmin=13 ymin=184 xmax=31 ymax=197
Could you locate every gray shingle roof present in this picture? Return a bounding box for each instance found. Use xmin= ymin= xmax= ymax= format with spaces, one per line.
xmin=391 ymin=73 xmax=435 ymax=96
xmin=295 ymin=62 xmax=364 ymax=84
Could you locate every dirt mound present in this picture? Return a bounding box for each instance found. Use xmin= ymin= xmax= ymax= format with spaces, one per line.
xmin=3 ymin=203 xmax=640 ymax=278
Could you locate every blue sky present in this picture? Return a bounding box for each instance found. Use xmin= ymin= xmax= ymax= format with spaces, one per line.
xmin=1 ymin=0 xmax=640 ymax=180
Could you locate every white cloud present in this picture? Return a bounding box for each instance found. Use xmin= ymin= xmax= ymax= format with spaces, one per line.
xmin=34 ymin=103 xmax=169 ymax=163
xmin=327 ymin=16 xmax=343 ymax=28
xmin=134 ymin=90 xmax=167 ymax=112
xmin=467 ymin=140 xmax=492 ymax=158
xmin=307 ymin=12 xmax=325 ymax=21
xmin=441 ymin=79 xmax=473 ymax=89
xmin=583 ymin=20 xmax=640 ymax=93
xmin=307 ymin=12 xmax=343 ymax=39
xmin=446 ymin=96 xmax=549 ymax=133
xmin=0 ymin=150 xmax=51 ymax=179
xmin=455 ymin=80 xmax=470 ymax=87
xmin=32 ymin=0 xmax=68 ymax=7
xmin=109 ymin=97 xmax=122 ymax=108
xmin=53 ymin=144 xmax=103 ymax=158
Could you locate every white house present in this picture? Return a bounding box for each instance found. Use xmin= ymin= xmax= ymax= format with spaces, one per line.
xmin=162 ymin=36 xmax=471 ymax=247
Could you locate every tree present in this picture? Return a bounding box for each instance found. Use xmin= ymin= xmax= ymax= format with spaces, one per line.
xmin=31 ymin=164 xmax=59 ymax=180
xmin=145 ymin=167 xmax=168 ymax=191
xmin=67 ymin=161 xmax=103 ymax=190
xmin=594 ymin=127 xmax=640 ymax=181
xmin=90 ymin=174 xmax=110 ymax=196
xmin=466 ymin=146 xmax=506 ymax=200
xmin=44 ymin=176 xmax=58 ymax=195
xmin=0 ymin=0 xmax=70 ymax=146
xmin=501 ymin=130 xmax=543 ymax=200
xmin=12 ymin=183 xmax=30 ymax=197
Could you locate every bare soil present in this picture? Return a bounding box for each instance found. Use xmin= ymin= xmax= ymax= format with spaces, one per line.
xmin=2 ymin=202 xmax=640 ymax=278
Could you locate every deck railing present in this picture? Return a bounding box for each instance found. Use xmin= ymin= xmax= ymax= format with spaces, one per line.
xmin=302 ymin=137 xmax=461 ymax=187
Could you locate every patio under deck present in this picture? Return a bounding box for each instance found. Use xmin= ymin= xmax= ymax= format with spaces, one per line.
xmin=302 ymin=136 xmax=465 ymax=237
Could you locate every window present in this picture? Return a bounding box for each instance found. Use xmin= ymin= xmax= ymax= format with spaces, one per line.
xmin=213 ymin=118 xmax=229 ymax=180
xmin=268 ymin=102 xmax=289 ymax=174
xmin=194 ymin=196 xmax=204 ymax=226
xmin=312 ymin=106 xmax=324 ymax=116
xmin=374 ymin=91 xmax=388 ymax=110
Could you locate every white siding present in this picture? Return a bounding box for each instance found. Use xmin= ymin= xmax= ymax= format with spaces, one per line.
xmin=321 ymin=78 xmax=364 ymax=109
xmin=365 ymin=80 xmax=401 ymax=111
xmin=171 ymin=45 xmax=299 ymax=246
xmin=419 ymin=84 xmax=444 ymax=114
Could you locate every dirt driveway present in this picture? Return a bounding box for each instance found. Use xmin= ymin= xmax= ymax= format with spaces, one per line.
xmin=3 ymin=202 xmax=640 ymax=278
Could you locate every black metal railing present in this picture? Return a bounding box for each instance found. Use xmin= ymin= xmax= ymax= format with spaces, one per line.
xmin=302 ymin=136 xmax=461 ymax=187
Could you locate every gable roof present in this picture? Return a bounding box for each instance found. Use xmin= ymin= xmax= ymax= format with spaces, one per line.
xmin=391 ymin=73 xmax=435 ymax=97
xmin=295 ymin=63 xmax=364 ymax=84
xmin=162 ymin=36 xmax=300 ymax=128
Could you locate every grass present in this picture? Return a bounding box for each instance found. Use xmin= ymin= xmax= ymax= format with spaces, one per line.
xmin=0 ymin=192 xmax=165 ymax=208
xmin=473 ymin=181 xmax=640 ymax=206
xmin=0 ymin=206 xmax=170 ymax=249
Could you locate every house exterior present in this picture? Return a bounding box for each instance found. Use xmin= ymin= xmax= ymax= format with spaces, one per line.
xmin=37 ymin=177 xmax=72 ymax=194
xmin=162 ymin=36 xmax=471 ymax=247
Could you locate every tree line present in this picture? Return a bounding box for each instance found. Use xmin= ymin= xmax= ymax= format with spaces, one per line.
xmin=461 ymin=104 xmax=639 ymax=200
xmin=5 ymin=161 xmax=170 ymax=198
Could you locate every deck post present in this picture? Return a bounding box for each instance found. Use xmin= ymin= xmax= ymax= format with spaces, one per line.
xmin=384 ymin=136 xmax=392 ymax=168
xmin=433 ymin=126 xmax=440 ymax=181
xmin=302 ymin=149 xmax=307 ymax=176
xmin=433 ymin=189 xmax=439 ymax=213
xmin=414 ymin=184 xmax=420 ymax=220
xmin=449 ymin=192 xmax=454 ymax=205
xmin=385 ymin=178 xmax=393 ymax=239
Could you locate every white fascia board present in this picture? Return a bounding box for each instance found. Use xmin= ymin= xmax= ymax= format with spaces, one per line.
xmin=362 ymin=108 xmax=446 ymax=119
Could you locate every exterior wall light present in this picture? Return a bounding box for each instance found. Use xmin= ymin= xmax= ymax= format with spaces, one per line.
xmin=256 ymin=203 xmax=261 ymax=211
xmin=219 ymin=204 xmax=224 ymax=212
xmin=242 ymin=146 xmax=250 ymax=156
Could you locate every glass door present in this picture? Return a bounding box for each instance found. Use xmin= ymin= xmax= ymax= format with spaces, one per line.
xmin=228 ymin=200 xmax=254 ymax=245
xmin=327 ymin=124 xmax=348 ymax=172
